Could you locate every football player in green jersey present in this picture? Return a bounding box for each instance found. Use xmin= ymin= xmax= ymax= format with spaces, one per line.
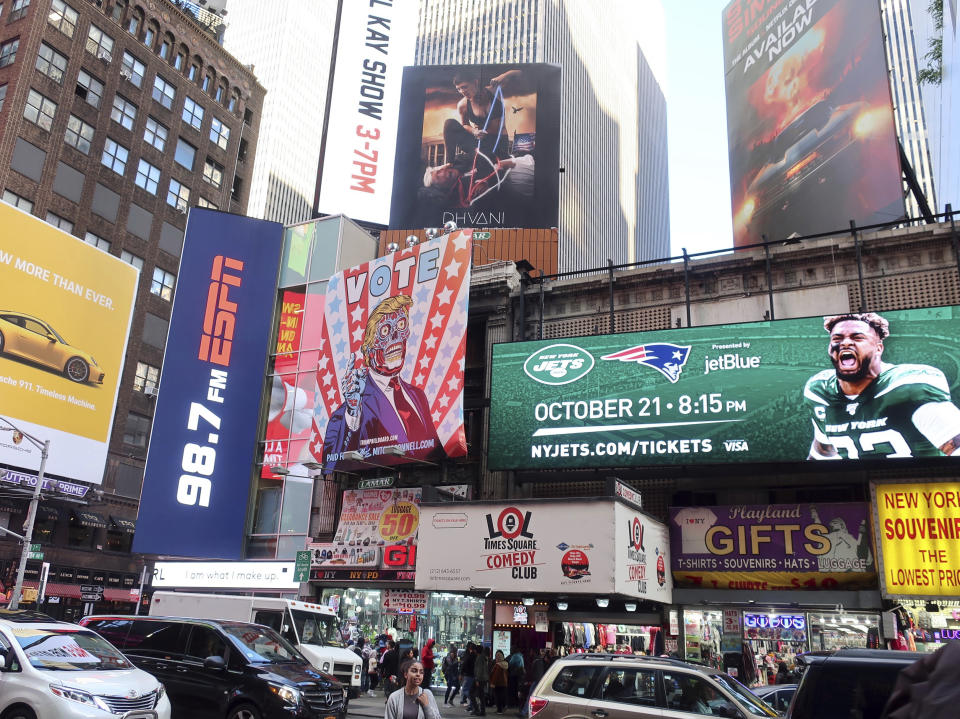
xmin=805 ymin=312 xmax=960 ymax=459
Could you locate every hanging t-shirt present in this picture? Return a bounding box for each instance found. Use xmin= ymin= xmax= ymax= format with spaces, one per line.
xmin=673 ymin=507 xmax=719 ymax=553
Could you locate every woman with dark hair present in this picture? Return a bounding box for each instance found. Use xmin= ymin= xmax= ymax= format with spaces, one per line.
xmin=384 ymin=659 xmax=442 ymax=719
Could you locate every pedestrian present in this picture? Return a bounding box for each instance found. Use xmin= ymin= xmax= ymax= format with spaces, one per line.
xmin=508 ymin=647 xmax=525 ymax=707
xmin=353 ymin=637 xmax=370 ymax=695
xmin=461 ymin=643 xmax=478 ymax=712
xmin=442 ymin=645 xmax=461 ymax=706
xmin=421 ymin=638 xmax=436 ymax=690
xmin=368 ymin=646 xmax=381 ymax=695
xmin=490 ymin=649 xmax=509 ymax=714
xmin=775 ymin=661 xmax=792 ymax=685
xmin=381 ymin=640 xmax=400 ymax=700
xmin=473 ymin=645 xmax=490 ymax=716
xmin=384 ymin=659 xmax=442 ymax=719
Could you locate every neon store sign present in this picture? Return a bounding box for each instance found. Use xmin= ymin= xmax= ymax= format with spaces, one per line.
xmin=939 ymin=629 xmax=960 ymax=641
xmin=744 ymin=613 xmax=806 ymax=630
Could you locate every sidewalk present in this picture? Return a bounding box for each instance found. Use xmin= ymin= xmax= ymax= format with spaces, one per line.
xmin=348 ymin=689 xmax=524 ymax=719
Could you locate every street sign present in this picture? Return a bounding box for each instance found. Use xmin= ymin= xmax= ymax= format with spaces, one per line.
xmin=357 ymin=477 xmax=394 ymax=490
xmin=79 ymin=584 xmax=103 ymax=600
xmin=80 ymin=593 xmax=101 ymax=602
xmin=28 ymin=550 xmax=43 ymax=560
xmin=294 ymin=551 xmax=310 ymax=582
xmin=473 ymin=231 xmax=492 ymax=241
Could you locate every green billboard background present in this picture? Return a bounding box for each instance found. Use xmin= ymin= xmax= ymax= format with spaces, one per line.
xmin=488 ymin=306 xmax=960 ymax=470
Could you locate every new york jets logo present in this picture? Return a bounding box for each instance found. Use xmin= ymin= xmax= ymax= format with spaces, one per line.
xmin=523 ymin=343 xmax=595 ymax=385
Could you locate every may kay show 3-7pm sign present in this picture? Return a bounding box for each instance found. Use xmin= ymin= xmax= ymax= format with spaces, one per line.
xmin=489 ymin=305 xmax=960 ymax=470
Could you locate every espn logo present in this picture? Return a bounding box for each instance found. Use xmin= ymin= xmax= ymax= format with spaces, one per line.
xmin=723 ymin=439 xmax=749 ymax=452
xmin=198 ymin=255 xmax=244 ymax=366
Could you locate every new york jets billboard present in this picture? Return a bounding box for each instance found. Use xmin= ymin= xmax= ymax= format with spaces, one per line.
xmin=488 ymin=306 xmax=960 ymax=470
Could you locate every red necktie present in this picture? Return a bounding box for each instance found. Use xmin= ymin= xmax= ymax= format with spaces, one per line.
xmin=389 ymin=377 xmax=427 ymax=439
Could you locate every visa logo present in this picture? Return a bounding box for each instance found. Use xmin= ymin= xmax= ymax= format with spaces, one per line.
xmin=723 ymin=440 xmax=749 ymax=452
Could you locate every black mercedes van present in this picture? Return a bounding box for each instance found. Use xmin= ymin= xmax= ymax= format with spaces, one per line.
xmin=80 ymin=614 xmax=345 ymax=719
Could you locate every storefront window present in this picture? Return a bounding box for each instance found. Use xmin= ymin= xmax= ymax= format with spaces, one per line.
xmin=428 ymin=593 xmax=483 ymax=650
xmin=682 ymin=610 xmax=723 ymax=668
xmin=808 ymin=612 xmax=880 ymax=651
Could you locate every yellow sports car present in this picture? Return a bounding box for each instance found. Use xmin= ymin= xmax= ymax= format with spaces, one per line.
xmin=0 ymin=311 xmax=103 ymax=384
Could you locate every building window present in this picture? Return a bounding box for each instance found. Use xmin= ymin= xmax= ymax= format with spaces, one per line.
xmin=181 ymin=96 xmax=203 ymax=130
xmin=123 ymin=412 xmax=150 ymax=447
xmin=110 ymin=94 xmax=137 ymax=130
xmin=174 ymin=137 xmax=195 ymax=170
xmin=120 ymin=51 xmax=145 ymax=87
xmin=48 ymin=0 xmax=78 ymax=38
xmin=228 ymin=90 xmax=239 ymax=113
xmin=166 ymin=178 xmax=189 ymax=211
xmin=209 ymin=117 xmax=229 ymax=150
xmin=202 ymin=158 xmax=223 ymax=188
xmin=135 ymin=158 xmax=160 ymax=195
xmin=36 ymin=42 xmax=67 ymax=83
xmin=144 ymin=116 xmax=167 ymax=151
xmin=86 ymin=24 xmax=113 ymax=61
xmin=159 ymin=38 xmax=171 ymax=59
xmin=0 ymin=85 xmax=6 ymax=112
xmin=2 ymin=190 xmax=33 ymax=212
xmin=84 ymin=231 xmax=110 ymax=251
xmin=45 ymin=212 xmax=73 ymax=233
xmin=215 ymin=82 xmax=225 ymax=104
xmin=101 ymin=137 xmax=129 ymax=175
xmin=126 ymin=8 xmax=141 ymax=36
xmin=174 ymin=50 xmax=184 ymax=70
xmin=201 ymin=73 xmax=211 ymax=92
xmin=23 ymin=89 xmax=57 ymax=131
xmin=152 ymin=74 xmax=175 ymax=109
xmin=0 ymin=39 xmax=19 ymax=68
xmin=75 ymin=69 xmax=104 ymax=108
xmin=133 ymin=361 xmax=159 ymax=393
xmin=196 ymin=196 xmax=217 ymax=210
xmin=143 ymin=23 xmax=157 ymax=49
xmin=64 ymin=114 xmax=94 ymax=154
xmin=120 ymin=249 xmax=143 ymax=271
xmin=188 ymin=63 xmax=198 ymax=82
xmin=110 ymin=0 xmax=126 ymax=22
xmin=9 ymin=0 xmax=29 ymax=22
xmin=151 ymin=267 xmax=175 ymax=300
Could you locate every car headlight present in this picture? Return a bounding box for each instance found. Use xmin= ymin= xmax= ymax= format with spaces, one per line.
xmin=50 ymin=685 xmax=110 ymax=712
xmin=269 ymin=683 xmax=302 ymax=706
xmin=156 ymin=683 xmax=166 ymax=702
xmin=90 ymin=356 xmax=99 ymax=367
xmin=322 ymin=661 xmax=332 ymax=672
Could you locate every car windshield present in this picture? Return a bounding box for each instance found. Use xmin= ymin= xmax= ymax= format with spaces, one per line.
xmin=290 ymin=609 xmax=343 ymax=648
xmin=712 ymin=674 xmax=780 ymax=717
xmin=222 ymin=623 xmax=306 ymax=664
xmin=13 ymin=628 xmax=131 ymax=671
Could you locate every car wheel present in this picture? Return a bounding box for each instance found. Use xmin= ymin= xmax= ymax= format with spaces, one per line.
xmin=64 ymin=356 xmax=89 ymax=383
xmin=2 ymin=706 xmax=37 ymax=719
xmin=227 ymin=703 xmax=261 ymax=719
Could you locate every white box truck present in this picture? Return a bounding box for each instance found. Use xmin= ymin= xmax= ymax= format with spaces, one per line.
xmin=150 ymin=592 xmax=363 ymax=694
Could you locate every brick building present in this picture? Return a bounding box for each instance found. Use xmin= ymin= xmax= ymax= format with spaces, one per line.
xmin=0 ymin=0 xmax=263 ymax=619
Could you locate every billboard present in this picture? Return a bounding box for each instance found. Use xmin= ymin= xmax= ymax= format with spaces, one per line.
xmin=415 ymin=499 xmax=671 ymax=602
xmin=133 ymin=210 xmax=284 ymax=559
xmin=0 ymin=203 xmax=137 ymax=484
xmin=290 ymin=231 xmax=471 ymax=474
xmin=723 ymin=0 xmax=904 ymax=246
xmin=315 ymin=0 xmax=417 ymax=225
xmin=872 ymin=482 xmax=960 ymax=598
xmin=489 ymin=305 xmax=960 ymax=470
xmin=390 ymin=63 xmax=561 ymax=230
xmin=670 ymin=503 xmax=876 ymax=591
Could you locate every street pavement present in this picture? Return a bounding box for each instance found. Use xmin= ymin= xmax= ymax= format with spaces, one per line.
xmin=348 ymin=688 xmax=524 ymax=719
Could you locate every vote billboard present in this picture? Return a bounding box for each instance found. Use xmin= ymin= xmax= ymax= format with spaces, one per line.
xmin=390 ymin=63 xmax=561 ymax=230
xmin=133 ymin=210 xmax=284 ymax=559
xmin=671 ymin=503 xmax=876 ymax=591
xmin=489 ymin=305 xmax=960 ymax=470
xmin=872 ymin=481 xmax=960 ymax=598
xmin=0 ymin=203 xmax=137 ymax=484
xmin=723 ymin=0 xmax=903 ymax=246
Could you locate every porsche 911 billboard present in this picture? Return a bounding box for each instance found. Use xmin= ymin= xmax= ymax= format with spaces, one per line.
xmin=723 ymin=0 xmax=904 ymax=246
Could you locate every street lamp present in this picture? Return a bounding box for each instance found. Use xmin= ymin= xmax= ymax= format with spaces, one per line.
xmin=0 ymin=417 xmax=50 ymax=610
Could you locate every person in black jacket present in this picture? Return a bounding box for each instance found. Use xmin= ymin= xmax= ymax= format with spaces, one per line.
xmin=380 ymin=640 xmax=400 ymax=700
xmin=461 ymin=643 xmax=478 ymax=712
xmin=442 ymin=646 xmax=461 ymax=706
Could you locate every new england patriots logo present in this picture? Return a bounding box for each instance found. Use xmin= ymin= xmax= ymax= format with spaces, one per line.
xmin=600 ymin=343 xmax=692 ymax=383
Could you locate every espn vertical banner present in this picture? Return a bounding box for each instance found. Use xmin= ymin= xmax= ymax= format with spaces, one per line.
xmin=316 ymin=0 xmax=417 ymax=225
xmin=133 ymin=210 xmax=284 ymax=559
xmin=722 ymin=0 xmax=904 ymax=246
xmin=304 ymin=231 xmax=472 ymax=474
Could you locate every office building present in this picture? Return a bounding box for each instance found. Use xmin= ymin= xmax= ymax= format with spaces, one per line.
xmin=416 ymin=0 xmax=670 ymax=272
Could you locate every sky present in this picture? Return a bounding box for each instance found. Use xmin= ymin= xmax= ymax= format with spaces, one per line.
xmin=664 ymin=0 xmax=734 ymax=258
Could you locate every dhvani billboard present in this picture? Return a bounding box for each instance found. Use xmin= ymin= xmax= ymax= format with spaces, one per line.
xmin=0 ymin=204 xmax=137 ymax=484
xmin=722 ymin=0 xmax=904 ymax=246
xmin=390 ymin=63 xmax=561 ymax=230
xmin=133 ymin=210 xmax=284 ymax=559
xmin=489 ymin=306 xmax=960 ymax=470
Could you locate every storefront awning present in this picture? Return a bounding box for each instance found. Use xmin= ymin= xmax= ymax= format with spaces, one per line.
xmin=0 ymin=499 xmax=24 ymax=514
xmin=109 ymin=515 xmax=136 ymax=533
xmin=35 ymin=505 xmax=62 ymax=522
xmin=71 ymin=510 xmax=108 ymax=529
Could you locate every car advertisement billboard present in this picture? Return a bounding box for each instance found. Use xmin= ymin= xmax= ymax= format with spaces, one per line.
xmin=489 ymin=305 xmax=960 ymax=470
xmin=670 ymin=503 xmax=876 ymax=591
xmin=290 ymin=231 xmax=471 ymax=474
xmin=415 ymin=499 xmax=671 ymax=602
xmin=0 ymin=203 xmax=137 ymax=484
xmin=390 ymin=63 xmax=561 ymax=230
xmin=722 ymin=0 xmax=903 ymax=246
xmin=133 ymin=210 xmax=284 ymax=559
xmin=315 ymin=0 xmax=417 ymax=225
xmin=872 ymin=481 xmax=960 ymax=598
